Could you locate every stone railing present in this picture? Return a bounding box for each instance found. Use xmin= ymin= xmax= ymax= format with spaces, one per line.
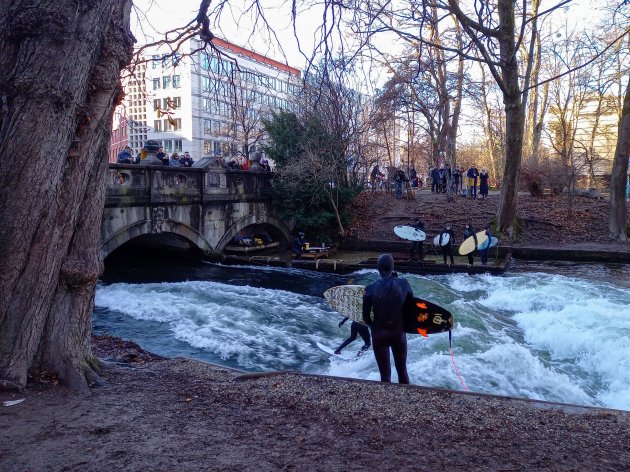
xmin=105 ymin=163 xmax=272 ymax=207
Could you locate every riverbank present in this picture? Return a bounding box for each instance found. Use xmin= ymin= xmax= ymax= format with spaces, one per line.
xmin=2 ymin=335 xmax=630 ymax=471
xmin=348 ymin=191 xmax=630 ymax=254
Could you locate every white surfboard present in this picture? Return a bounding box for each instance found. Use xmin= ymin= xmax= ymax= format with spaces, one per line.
xmin=316 ymin=342 xmax=356 ymax=360
xmin=433 ymin=233 xmax=450 ymax=247
xmin=394 ymin=225 xmax=426 ymax=241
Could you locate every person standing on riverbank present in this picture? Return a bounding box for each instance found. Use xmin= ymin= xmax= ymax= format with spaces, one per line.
xmin=292 ymin=232 xmax=307 ymax=259
xmin=463 ymin=223 xmax=478 ymax=268
xmin=409 ymin=218 xmax=425 ymax=262
xmin=362 ymin=254 xmax=412 ymax=384
xmin=439 ymin=224 xmax=455 ymax=266
xmin=479 ymin=225 xmax=492 ymax=265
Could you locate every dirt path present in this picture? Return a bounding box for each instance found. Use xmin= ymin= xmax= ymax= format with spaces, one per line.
xmin=2 ymin=336 xmax=630 ymax=471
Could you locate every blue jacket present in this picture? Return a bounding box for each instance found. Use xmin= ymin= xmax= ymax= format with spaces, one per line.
xmin=117 ymin=150 xmax=134 ymax=163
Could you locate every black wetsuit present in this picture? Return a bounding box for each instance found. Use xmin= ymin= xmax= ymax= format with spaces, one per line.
xmin=463 ymin=227 xmax=478 ymax=266
xmin=362 ymin=275 xmax=413 ymax=384
xmin=336 ymin=318 xmax=371 ymax=353
xmin=410 ymin=220 xmax=425 ymax=261
xmin=480 ymin=229 xmax=492 ymax=264
xmin=439 ymin=229 xmax=455 ymax=265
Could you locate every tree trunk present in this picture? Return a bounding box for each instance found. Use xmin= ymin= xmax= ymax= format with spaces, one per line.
xmin=496 ymin=0 xmax=524 ymax=236
xmin=0 ymin=0 xmax=133 ymax=390
xmin=609 ymin=79 xmax=630 ymax=241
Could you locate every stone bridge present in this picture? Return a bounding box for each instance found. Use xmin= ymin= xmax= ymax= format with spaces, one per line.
xmin=101 ymin=160 xmax=291 ymax=259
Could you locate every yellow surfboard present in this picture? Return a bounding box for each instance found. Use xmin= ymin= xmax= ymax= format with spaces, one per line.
xmin=458 ymin=231 xmax=488 ymax=255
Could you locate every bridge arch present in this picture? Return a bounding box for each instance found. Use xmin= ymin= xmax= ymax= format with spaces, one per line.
xmin=215 ymin=214 xmax=291 ymax=253
xmin=100 ymin=219 xmax=215 ymax=259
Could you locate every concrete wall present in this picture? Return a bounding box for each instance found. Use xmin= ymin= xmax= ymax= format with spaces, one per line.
xmin=101 ymin=162 xmax=290 ymax=259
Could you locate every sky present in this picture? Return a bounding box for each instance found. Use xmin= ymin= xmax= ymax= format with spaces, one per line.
xmin=132 ymin=0 xmax=322 ymax=70
xmin=131 ymin=0 xmax=601 ymax=65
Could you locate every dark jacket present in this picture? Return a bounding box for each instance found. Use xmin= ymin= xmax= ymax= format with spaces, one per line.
xmin=362 ymin=275 xmax=413 ymax=331
xmin=439 ymin=229 xmax=455 ymax=247
xmin=467 ymin=167 xmax=479 ymax=180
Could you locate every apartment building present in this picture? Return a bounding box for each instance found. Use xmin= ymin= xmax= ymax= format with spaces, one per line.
xmin=111 ymin=38 xmax=302 ymax=162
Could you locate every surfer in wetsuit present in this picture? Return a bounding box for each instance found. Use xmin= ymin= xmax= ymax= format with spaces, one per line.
xmin=479 ymin=225 xmax=492 ymax=265
xmin=335 ymin=318 xmax=371 ymax=355
xmin=362 ymin=254 xmax=413 ymax=384
xmin=409 ymin=218 xmax=425 ymax=262
xmin=463 ymin=223 xmax=478 ymax=268
xmin=439 ymin=224 xmax=455 ymax=267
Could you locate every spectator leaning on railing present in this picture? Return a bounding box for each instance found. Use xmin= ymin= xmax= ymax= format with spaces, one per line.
xmin=181 ymin=151 xmax=194 ymax=167
xmin=117 ymin=145 xmax=134 ymax=164
xmin=169 ymin=152 xmax=182 ymax=167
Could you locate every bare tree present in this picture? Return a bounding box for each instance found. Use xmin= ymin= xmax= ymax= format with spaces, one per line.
xmin=0 ymin=0 xmax=134 ymax=391
xmin=609 ymin=78 xmax=630 ymax=241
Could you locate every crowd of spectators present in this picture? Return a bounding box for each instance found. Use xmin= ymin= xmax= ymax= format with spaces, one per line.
xmin=117 ymin=146 xmax=194 ymax=167
xmin=368 ymin=163 xmax=491 ymax=199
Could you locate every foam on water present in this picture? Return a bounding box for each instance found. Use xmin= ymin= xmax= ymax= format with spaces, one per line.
xmin=320 ymin=269 xmax=630 ymax=410
xmin=95 ymin=266 xmax=630 ymax=410
xmin=96 ymin=280 xmax=344 ymax=371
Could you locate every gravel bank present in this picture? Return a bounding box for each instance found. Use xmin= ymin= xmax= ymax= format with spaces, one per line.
xmin=2 ymin=337 xmax=629 ymax=471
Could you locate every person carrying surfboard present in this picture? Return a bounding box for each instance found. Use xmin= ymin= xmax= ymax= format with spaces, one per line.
xmin=479 ymin=225 xmax=493 ymax=265
xmin=334 ymin=318 xmax=371 ymax=356
xmin=439 ymin=224 xmax=455 ymax=267
xmin=463 ymin=223 xmax=478 ymax=268
xmin=409 ymin=218 xmax=425 ymax=262
xmin=362 ymin=254 xmax=413 ymax=384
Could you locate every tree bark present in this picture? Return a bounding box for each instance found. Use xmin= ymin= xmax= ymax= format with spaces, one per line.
xmin=495 ymin=0 xmax=524 ymax=236
xmin=609 ymin=78 xmax=630 ymax=241
xmin=0 ymin=0 xmax=133 ymax=390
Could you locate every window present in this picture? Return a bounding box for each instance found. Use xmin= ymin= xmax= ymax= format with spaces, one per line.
xmin=174 ymin=139 xmax=182 ymax=152
xmin=163 ymin=76 xmax=171 ymax=89
xmin=203 ymin=119 xmax=212 ymax=135
xmin=203 ymin=98 xmax=212 ymax=113
xmin=172 ymin=75 xmax=181 ymax=88
xmin=164 ymin=140 xmax=172 ymax=152
xmin=172 ymin=53 xmax=181 ymax=66
xmin=172 ymin=97 xmax=181 ymax=109
xmin=152 ymin=55 xmax=159 ymax=69
xmin=153 ymin=99 xmax=160 ymax=110
xmin=162 ymin=54 xmax=169 ymax=68
xmin=154 ymin=120 xmax=162 ymax=132
xmin=152 ymin=78 xmax=160 ymax=90
xmin=203 ymin=140 xmax=213 ymax=155
xmin=202 ymin=76 xmax=213 ymax=92
xmin=173 ymin=118 xmax=182 ymax=131
xmin=162 ymin=98 xmax=169 ymax=110
xmin=214 ymin=141 xmax=222 ymax=154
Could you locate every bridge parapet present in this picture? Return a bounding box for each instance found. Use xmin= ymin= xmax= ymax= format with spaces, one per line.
xmin=102 ymin=163 xmax=287 ymax=259
xmin=106 ymin=164 xmax=272 ymax=207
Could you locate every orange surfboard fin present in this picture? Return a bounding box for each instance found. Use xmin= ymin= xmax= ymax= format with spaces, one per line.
xmin=416 ymin=301 xmax=428 ymax=309
xmin=416 ymin=328 xmax=428 ymax=337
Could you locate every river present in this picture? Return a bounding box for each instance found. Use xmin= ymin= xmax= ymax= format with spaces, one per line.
xmin=94 ymin=253 xmax=630 ymax=411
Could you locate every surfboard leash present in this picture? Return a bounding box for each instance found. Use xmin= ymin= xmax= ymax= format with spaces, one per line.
xmin=448 ymin=330 xmax=469 ymax=392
